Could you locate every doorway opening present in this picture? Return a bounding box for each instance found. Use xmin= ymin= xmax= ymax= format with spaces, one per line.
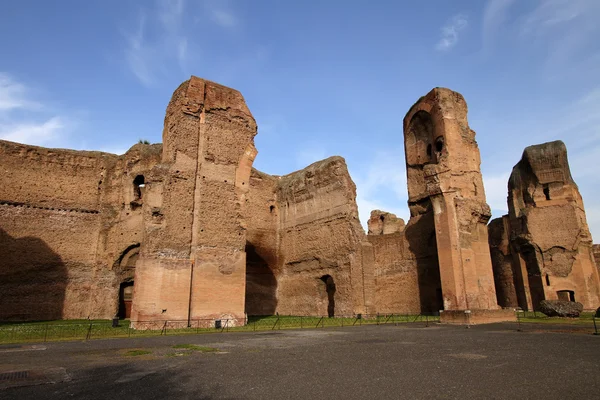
xmin=320 ymin=275 xmax=336 ymax=317
xmin=118 ymin=281 xmax=134 ymax=319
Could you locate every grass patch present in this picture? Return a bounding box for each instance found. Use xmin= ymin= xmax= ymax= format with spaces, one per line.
xmin=124 ymin=349 xmax=152 ymax=356
xmin=172 ymin=344 xmax=218 ymax=352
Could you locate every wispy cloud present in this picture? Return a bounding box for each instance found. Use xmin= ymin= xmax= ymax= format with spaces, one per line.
xmin=0 ymin=73 xmax=41 ymax=111
xmin=123 ymin=0 xmax=190 ymax=86
xmin=0 ymin=73 xmax=71 ymax=147
xmin=0 ymin=117 xmax=65 ymax=146
xmin=436 ymin=14 xmax=468 ymax=52
xmin=211 ymin=9 xmax=236 ymax=28
xmin=351 ymin=149 xmax=410 ymax=229
xmin=481 ymin=0 xmax=516 ymax=52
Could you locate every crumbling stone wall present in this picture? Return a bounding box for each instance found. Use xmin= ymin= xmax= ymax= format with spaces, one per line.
xmin=274 ymin=157 xmax=369 ymax=316
xmin=364 ymin=211 xmax=420 ymax=314
xmin=403 ymin=88 xmax=502 ymax=322
xmin=0 ymin=140 xmax=161 ymax=320
xmin=368 ymin=210 xmax=405 ymax=235
xmin=490 ymin=141 xmax=600 ymax=310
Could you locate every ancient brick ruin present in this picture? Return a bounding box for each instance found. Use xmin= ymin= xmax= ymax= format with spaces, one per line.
xmin=488 ymin=141 xmax=600 ymax=311
xmin=1 ymin=76 xmax=598 ymax=324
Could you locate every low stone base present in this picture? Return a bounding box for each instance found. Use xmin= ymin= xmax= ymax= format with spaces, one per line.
xmin=440 ymin=309 xmax=516 ymax=325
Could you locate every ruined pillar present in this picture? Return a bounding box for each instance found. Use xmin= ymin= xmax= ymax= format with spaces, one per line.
xmin=403 ymin=88 xmax=514 ymax=324
xmin=507 ymin=141 xmax=600 ymax=310
xmin=131 ymin=77 xmax=257 ymax=326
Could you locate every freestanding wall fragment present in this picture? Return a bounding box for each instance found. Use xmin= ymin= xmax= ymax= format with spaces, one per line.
xmin=496 ymin=141 xmax=600 ymax=310
xmin=403 ymin=88 xmax=514 ymax=324
xmin=131 ymin=77 xmax=258 ymax=326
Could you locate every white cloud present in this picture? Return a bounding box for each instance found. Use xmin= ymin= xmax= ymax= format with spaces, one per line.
xmin=0 ymin=74 xmax=70 ymax=148
xmin=123 ymin=0 xmax=190 ymax=86
xmin=0 ymin=117 xmax=65 ymax=146
xmin=436 ymin=14 xmax=468 ymax=52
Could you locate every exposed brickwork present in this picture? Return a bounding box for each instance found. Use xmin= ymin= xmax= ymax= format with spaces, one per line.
xmin=488 ymin=141 xmax=600 ymax=311
xmin=4 ymin=77 xmax=595 ymax=325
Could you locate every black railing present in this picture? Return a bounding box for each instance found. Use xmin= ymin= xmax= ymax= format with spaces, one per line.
xmin=2 ymin=311 xmax=597 ymax=344
xmin=0 ymin=313 xmax=439 ymax=344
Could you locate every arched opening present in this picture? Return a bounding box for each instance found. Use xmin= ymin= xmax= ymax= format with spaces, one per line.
xmin=133 ymin=175 xmax=145 ymax=201
xmin=118 ymin=281 xmax=134 ymax=319
xmin=244 ymin=242 xmax=277 ymax=316
xmin=320 ymin=275 xmax=336 ymax=317
xmin=114 ymin=244 xmax=139 ymax=318
xmin=406 ymin=110 xmax=436 ymax=166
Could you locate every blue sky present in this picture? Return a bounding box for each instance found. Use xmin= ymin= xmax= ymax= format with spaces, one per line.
xmin=1 ymin=0 xmax=600 ymax=238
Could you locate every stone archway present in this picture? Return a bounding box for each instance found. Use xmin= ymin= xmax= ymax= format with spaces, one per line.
xmin=114 ymin=244 xmax=140 ymax=319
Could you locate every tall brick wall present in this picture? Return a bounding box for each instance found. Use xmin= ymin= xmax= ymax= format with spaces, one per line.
xmin=275 ymin=157 xmax=367 ymax=316
xmin=131 ymin=77 xmax=258 ymax=324
xmin=367 ymin=232 xmax=422 ymax=314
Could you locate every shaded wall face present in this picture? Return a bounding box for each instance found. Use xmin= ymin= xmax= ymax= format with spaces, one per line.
xmin=487 ymin=216 xmax=519 ymax=308
xmin=507 ymin=142 xmax=600 ymax=309
xmin=245 ymin=170 xmax=279 ymax=316
xmin=275 ymin=157 xmax=366 ymax=317
xmin=0 ymin=142 xmax=105 ymax=320
xmin=403 ymin=109 xmax=444 ymax=313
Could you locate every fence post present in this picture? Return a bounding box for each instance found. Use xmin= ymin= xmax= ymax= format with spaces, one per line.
xmin=593 ymin=317 xmax=598 ymax=335
xmin=86 ymin=322 xmax=93 ymax=340
xmin=43 ymin=325 xmax=49 ymax=342
xmin=300 ymin=316 xmax=303 ymax=329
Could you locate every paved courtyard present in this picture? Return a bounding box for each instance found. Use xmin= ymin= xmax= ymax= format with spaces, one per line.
xmin=1 ymin=322 xmax=598 ymax=399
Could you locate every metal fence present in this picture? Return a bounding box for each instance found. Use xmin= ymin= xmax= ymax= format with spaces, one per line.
xmin=1 ymin=312 xmax=597 ymax=344
xmin=0 ymin=313 xmax=439 ymax=344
